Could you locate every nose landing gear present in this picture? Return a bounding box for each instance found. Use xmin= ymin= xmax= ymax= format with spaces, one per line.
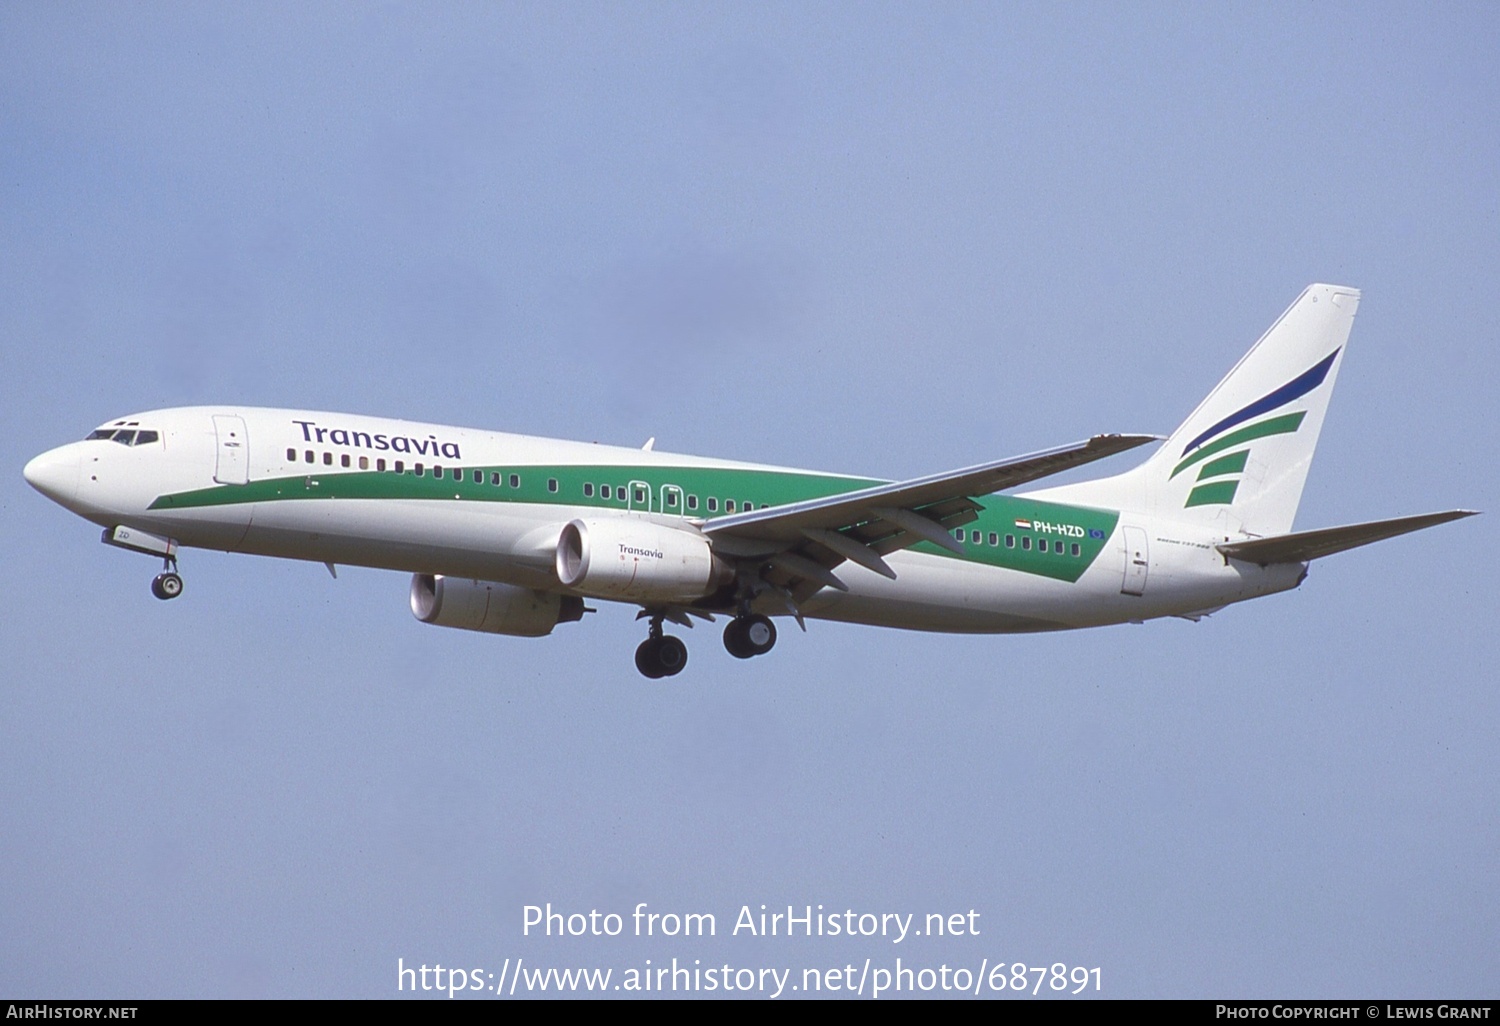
xmin=151 ymin=571 xmax=184 ymax=600
xmin=101 ymin=527 xmax=184 ymax=601
xmin=150 ymin=555 xmax=183 ymax=601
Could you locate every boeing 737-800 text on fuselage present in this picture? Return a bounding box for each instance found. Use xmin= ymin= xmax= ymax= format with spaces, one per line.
xmin=24 ymin=285 xmax=1476 ymax=677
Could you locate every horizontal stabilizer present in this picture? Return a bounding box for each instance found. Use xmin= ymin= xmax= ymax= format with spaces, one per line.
xmin=1217 ymin=510 xmax=1479 ymax=566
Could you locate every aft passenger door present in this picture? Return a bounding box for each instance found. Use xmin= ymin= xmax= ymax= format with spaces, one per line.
xmin=1121 ymin=526 xmax=1149 ymax=596
xmin=212 ymin=415 xmax=249 ymax=485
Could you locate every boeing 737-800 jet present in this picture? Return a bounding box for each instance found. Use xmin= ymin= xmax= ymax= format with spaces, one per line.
xmin=23 ymin=284 xmax=1476 ymax=677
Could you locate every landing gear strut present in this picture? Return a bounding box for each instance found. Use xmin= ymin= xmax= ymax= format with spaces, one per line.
xmin=151 ymin=556 xmax=183 ymax=601
xmin=723 ymin=614 xmax=776 ymax=659
xmin=635 ymin=613 xmax=688 ymax=679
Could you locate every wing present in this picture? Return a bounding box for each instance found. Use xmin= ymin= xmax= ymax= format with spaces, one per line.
xmin=700 ymin=433 xmax=1158 ymax=616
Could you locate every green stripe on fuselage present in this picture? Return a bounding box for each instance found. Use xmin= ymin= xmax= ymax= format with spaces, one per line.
xmin=149 ymin=462 xmax=1119 ymax=583
xmin=937 ymin=495 xmax=1117 ymax=582
xmin=149 ymin=463 xmax=869 ymax=513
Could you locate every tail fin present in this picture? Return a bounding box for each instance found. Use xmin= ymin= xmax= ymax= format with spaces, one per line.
xmin=1026 ymin=284 xmax=1360 ymax=536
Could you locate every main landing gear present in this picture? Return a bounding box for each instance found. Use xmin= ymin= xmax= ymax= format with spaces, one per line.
xmin=633 ymin=610 xmax=779 ymax=678
xmin=635 ymin=614 xmax=688 ymax=679
xmin=723 ymin=614 xmax=776 ymax=659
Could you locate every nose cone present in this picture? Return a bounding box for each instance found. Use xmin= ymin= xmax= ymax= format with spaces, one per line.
xmin=23 ymin=444 xmax=81 ymax=506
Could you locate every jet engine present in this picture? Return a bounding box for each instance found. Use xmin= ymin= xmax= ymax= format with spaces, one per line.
xmin=555 ymin=518 xmax=730 ymax=603
xmin=410 ymin=574 xmax=585 ymax=637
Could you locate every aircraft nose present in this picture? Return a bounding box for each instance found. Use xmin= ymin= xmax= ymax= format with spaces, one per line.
xmin=23 ymin=444 xmax=81 ymax=505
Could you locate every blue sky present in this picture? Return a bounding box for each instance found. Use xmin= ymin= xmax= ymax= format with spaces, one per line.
xmin=3 ymin=3 xmax=1496 ymax=998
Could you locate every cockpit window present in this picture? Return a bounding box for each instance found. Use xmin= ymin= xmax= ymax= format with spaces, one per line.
xmin=86 ymin=427 xmax=159 ymax=446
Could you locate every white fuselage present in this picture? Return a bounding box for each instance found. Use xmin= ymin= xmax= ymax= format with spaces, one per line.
xmin=24 ymin=406 xmax=1306 ymax=635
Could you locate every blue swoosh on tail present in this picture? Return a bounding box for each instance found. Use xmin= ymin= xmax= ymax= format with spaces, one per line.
xmin=1181 ymin=348 xmax=1340 ymax=456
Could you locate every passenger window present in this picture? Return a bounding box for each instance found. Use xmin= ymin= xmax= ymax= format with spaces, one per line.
xmin=549 ymin=478 xmax=559 ymax=493
xmin=434 ymin=465 xmax=443 ymax=478
xmin=509 ymin=474 xmax=520 ymax=488
xmin=602 ymin=485 xmax=611 ymax=500
xmin=415 ymin=464 xmax=424 ymax=476
xmin=360 ymin=456 xmax=369 ymax=470
xmin=473 ymin=470 xmax=481 ymax=484
xmin=377 ymin=459 xmax=387 ymax=472
xmin=305 ymin=451 xmax=315 ymax=463
xmin=1022 ymin=537 xmax=1031 ymax=550
xmin=1071 ymin=543 xmax=1081 ymax=557
xmin=707 ymin=497 xmax=718 ymax=512
xmin=1005 ymin=534 xmax=1015 ymax=548
xmin=323 ymin=452 xmax=333 ymax=465
xmin=988 ymin=532 xmax=998 ymax=546
xmin=726 ymin=500 xmax=735 ymax=513
xmin=341 ymin=454 xmax=350 ymax=468
xmin=955 ymin=529 xmax=965 ymax=542
xmin=584 ymin=483 xmax=594 ymax=497
xmin=687 ymin=495 xmax=698 ymax=510
xmin=634 ymin=487 xmax=645 ymax=503
xmin=394 ymin=460 xmax=405 ymax=473
xmin=490 ymin=472 xmax=499 ymax=485
xmin=286 ymin=448 xmax=296 ymax=461
xmin=666 ymin=493 xmax=677 ymax=507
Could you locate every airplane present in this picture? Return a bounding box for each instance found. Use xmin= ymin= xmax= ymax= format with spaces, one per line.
xmin=22 ymin=283 xmax=1477 ymax=678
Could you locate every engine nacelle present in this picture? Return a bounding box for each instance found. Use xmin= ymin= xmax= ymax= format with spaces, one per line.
xmin=555 ymin=517 xmax=729 ymax=603
xmin=410 ymin=574 xmax=585 ymax=637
